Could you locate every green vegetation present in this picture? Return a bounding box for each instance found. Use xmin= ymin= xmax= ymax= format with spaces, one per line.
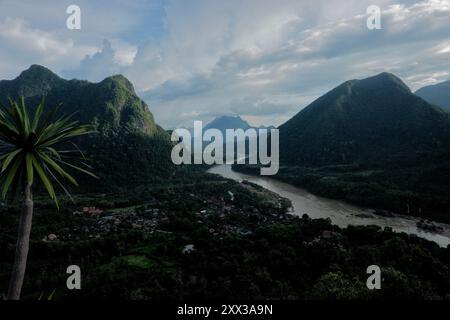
xmin=1 ymin=67 xmax=449 ymax=301
xmin=279 ymin=73 xmax=450 ymax=167
xmin=275 ymin=72 xmax=450 ymax=221
xmin=1 ymin=181 xmax=449 ymax=300
xmin=0 ymin=97 xmax=94 ymax=299
xmin=0 ymin=65 xmax=157 ymax=135
xmin=0 ymin=65 xmax=179 ymax=192
xmin=234 ymin=163 xmax=450 ymax=223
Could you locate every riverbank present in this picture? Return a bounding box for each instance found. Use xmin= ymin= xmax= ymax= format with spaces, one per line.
xmin=232 ymin=163 xmax=450 ymax=224
xmin=208 ymin=165 xmax=450 ymax=247
xmin=2 ymin=173 xmax=450 ymax=300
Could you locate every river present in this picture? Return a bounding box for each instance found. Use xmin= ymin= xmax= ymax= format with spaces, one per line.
xmin=208 ymin=164 xmax=450 ymax=247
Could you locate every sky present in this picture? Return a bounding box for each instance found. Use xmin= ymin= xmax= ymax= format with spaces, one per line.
xmin=0 ymin=0 xmax=450 ymax=128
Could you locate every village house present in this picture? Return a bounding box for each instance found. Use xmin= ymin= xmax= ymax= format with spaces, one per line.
xmin=83 ymin=207 xmax=103 ymax=215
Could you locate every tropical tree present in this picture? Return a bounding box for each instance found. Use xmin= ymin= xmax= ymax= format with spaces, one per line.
xmin=0 ymin=97 xmax=96 ymax=300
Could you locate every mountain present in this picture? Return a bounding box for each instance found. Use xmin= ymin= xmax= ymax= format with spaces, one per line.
xmin=204 ymin=115 xmax=251 ymax=132
xmin=415 ymin=80 xmax=450 ymax=111
xmin=201 ymin=115 xmax=274 ymax=135
xmin=279 ymin=72 xmax=450 ymax=166
xmin=188 ymin=115 xmax=274 ymax=141
xmin=0 ymin=65 xmax=159 ymax=135
xmin=0 ymin=65 xmax=176 ymax=190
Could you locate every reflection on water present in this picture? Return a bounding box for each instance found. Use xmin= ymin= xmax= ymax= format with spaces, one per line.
xmin=208 ymin=165 xmax=450 ymax=247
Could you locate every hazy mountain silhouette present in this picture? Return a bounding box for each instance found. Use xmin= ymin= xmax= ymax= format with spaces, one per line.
xmin=415 ymin=80 xmax=450 ymax=111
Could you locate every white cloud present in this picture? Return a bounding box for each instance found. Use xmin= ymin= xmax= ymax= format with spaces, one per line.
xmin=1 ymin=0 xmax=450 ymax=128
xmin=63 ymin=39 xmax=138 ymax=81
xmin=437 ymin=44 xmax=450 ymax=53
xmin=141 ymin=0 xmax=450 ymax=127
xmin=0 ymin=0 xmax=149 ymax=80
xmin=110 ymin=39 xmax=138 ymax=66
xmin=0 ymin=17 xmax=96 ymax=78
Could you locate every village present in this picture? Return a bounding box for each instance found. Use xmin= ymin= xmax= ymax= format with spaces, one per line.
xmin=41 ymin=180 xmax=294 ymax=244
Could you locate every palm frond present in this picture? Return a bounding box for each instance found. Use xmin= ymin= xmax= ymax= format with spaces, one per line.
xmin=0 ymin=97 xmax=97 ymax=207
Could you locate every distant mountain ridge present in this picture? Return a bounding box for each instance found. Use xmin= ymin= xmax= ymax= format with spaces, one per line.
xmin=204 ymin=115 xmax=251 ymax=132
xmin=187 ymin=115 xmax=274 ymax=141
xmin=279 ymin=72 xmax=450 ymax=166
xmin=203 ymin=115 xmax=274 ymax=133
xmin=415 ymin=80 xmax=450 ymax=111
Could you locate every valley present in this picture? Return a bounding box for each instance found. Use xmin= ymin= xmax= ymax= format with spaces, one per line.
xmin=1 ymin=66 xmax=450 ymax=300
xmin=210 ymin=164 xmax=450 ymax=247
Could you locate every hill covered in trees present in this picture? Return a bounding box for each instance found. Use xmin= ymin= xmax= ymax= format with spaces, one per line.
xmin=279 ymin=72 xmax=450 ymax=167
xmin=1 ymin=67 xmax=449 ymax=301
xmin=0 ymin=65 xmax=158 ymax=135
xmin=236 ymin=73 xmax=450 ymax=222
xmin=0 ymin=65 xmax=180 ymax=191
xmin=1 ymin=179 xmax=449 ymax=300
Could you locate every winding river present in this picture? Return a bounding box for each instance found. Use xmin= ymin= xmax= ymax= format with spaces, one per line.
xmin=208 ymin=165 xmax=450 ymax=247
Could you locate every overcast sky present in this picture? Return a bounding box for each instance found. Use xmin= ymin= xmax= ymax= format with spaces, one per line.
xmin=1 ymin=0 xmax=450 ymax=128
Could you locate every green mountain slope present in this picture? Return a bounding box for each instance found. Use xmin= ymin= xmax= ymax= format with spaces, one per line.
xmin=0 ymin=65 xmax=177 ymax=191
xmin=279 ymin=73 xmax=450 ymax=166
xmin=0 ymin=65 xmax=158 ymax=135
xmin=231 ymin=73 xmax=450 ymax=221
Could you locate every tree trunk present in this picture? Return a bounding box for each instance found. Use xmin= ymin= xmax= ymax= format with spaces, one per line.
xmin=7 ymin=182 xmax=33 ymax=300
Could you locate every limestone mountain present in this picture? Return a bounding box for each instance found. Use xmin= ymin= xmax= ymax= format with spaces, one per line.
xmin=0 ymin=64 xmax=158 ymax=135
xmin=279 ymin=73 xmax=450 ymax=166
xmin=0 ymin=65 xmax=176 ymax=190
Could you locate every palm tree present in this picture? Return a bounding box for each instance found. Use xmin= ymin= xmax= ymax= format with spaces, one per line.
xmin=0 ymin=97 xmax=96 ymax=300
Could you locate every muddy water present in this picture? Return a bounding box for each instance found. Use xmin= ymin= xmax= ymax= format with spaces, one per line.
xmin=208 ymin=165 xmax=450 ymax=247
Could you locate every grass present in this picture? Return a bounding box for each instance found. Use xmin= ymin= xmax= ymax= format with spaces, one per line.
xmin=122 ymin=255 xmax=156 ymax=269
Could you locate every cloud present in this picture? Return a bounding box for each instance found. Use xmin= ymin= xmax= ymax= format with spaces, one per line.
xmin=63 ymin=39 xmax=137 ymax=81
xmin=1 ymin=0 xmax=450 ymax=128
xmin=141 ymin=0 xmax=450 ymax=128
xmin=0 ymin=17 xmax=96 ymax=79
xmin=0 ymin=0 xmax=147 ymax=80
